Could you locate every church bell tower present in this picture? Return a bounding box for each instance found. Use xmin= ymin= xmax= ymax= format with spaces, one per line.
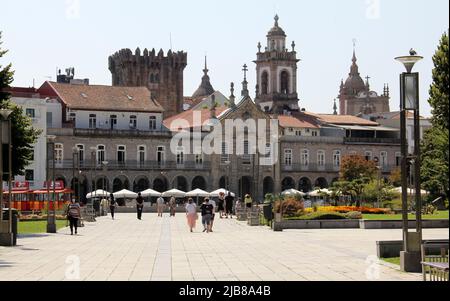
xmin=254 ymin=15 xmax=300 ymax=114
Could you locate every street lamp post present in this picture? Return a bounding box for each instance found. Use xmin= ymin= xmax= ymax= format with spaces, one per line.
xmin=72 ymin=146 xmax=80 ymax=203
xmin=0 ymin=109 xmax=14 ymax=246
xmin=395 ymin=51 xmax=423 ymax=272
xmin=90 ymin=147 xmax=97 ymax=213
xmin=46 ymin=135 xmax=57 ymax=233
xmin=374 ymin=157 xmax=381 ymax=208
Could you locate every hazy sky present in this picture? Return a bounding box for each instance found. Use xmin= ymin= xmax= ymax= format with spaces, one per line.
xmin=1 ymin=0 xmax=448 ymax=116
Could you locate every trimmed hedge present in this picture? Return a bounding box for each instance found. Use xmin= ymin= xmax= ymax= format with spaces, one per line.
xmin=290 ymin=212 xmax=347 ymax=220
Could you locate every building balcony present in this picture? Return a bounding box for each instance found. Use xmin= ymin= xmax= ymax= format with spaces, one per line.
xmin=55 ymin=160 xmax=211 ymax=171
xmin=48 ymin=128 xmax=172 ymax=138
xmin=282 ymin=163 xmax=340 ymax=173
xmin=344 ymin=137 xmax=401 ymax=145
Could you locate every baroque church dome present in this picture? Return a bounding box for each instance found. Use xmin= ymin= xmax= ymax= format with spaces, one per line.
xmin=267 ymin=15 xmax=286 ymax=37
xmin=192 ymin=57 xmax=215 ymax=98
xmin=343 ymin=50 xmax=366 ymax=94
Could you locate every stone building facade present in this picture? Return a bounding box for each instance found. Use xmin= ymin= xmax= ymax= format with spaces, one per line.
xmin=11 ymin=15 xmax=401 ymax=204
xmin=108 ymin=48 xmax=187 ymax=118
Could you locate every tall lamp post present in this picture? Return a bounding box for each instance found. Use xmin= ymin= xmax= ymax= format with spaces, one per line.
xmin=46 ymin=135 xmax=57 ymax=233
xmin=72 ymin=146 xmax=80 ymax=203
xmin=395 ymin=50 xmax=423 ymax=272
xmin=373 ymin=157 xmax=381 ymax=208
xmin=0 ymin=109 xmax=13 ymax=246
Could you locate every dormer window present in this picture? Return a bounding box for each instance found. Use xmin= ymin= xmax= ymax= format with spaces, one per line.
xmin=81 ymin=93 xmax=88 ymax=98
xmin=127 ymin=95 xmax=133 ymax=101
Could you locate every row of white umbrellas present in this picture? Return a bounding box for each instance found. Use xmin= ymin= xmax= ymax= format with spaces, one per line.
xmin=86 ymin=188 xmax=235 ymax=199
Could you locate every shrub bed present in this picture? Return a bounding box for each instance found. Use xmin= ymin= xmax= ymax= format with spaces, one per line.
xmin=304 ymin=206 xmax=390 ymax=214
xmin=288 ymin=212 xmax=347 ymax=220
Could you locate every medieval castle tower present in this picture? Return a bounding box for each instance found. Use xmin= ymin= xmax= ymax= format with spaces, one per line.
xmin=108 ymin=48 xmax=187 ymax=118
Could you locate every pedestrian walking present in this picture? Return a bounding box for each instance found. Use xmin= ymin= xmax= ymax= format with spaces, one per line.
xmin=66 ymin=199 xmax=81 ymax=235
xmin=209 ymin=198 xmax=216 ymax=232
xmin=200 ymin=198 xmax=214 ymax=233
xmin=169 ymin=196 xmax=176 ymax=217
xmin=225 ymin=192 xmax=234 ymax=218
xmin=100 ymin=197 xmax=108 ymax=216
xmin=218 ymin=192 xmax=225 ymax=218
xmin=109 ymin=193 xmax=116 ymax=220
xmin=136 ymin=192 xmax=144 ymax=220
xmin=185 ymin=198 xmax=197 ymax=232
xmin=244 ymin=194 xmax=253 ymax=210
xmin=157 ymin=195 xmax=165 ymax=217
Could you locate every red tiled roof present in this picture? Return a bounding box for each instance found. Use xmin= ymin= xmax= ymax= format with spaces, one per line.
xmin=305 ymin=112 xmax=379 ymax=126
xmin=276 ymin=114 xmax=320 ymax=129
xmin=40 ymin=81 xmax=164 ymax=113
xmin=164 ymin=106 xmax=229 ymax=131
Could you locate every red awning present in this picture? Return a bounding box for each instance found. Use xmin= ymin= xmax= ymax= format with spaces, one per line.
xmin=2 ymin=190 xmax=33 ymax=195
xmin=32 ymin=189 xmax=74 ymax=194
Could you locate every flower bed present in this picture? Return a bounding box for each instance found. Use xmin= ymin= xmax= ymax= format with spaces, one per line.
xmin=305 ymin=206 xmax=390 ymax=214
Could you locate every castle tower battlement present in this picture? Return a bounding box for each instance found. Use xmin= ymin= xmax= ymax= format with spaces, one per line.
xmin=109 ymin=48 xmax=187 ymax=118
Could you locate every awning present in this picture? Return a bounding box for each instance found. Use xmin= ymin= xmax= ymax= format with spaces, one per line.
xmin=33 ymin=188 xmax=74 ymax=194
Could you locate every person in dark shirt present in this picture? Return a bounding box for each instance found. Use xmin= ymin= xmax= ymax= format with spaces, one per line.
xmin=66 ymin=199 xmax=81 ymax=235
xmin=225 ymin=192 xmax=234 ymax=219
xmin=109 ymin=193 xmax=116 ymax=220
xmin=136 ymin=192 xmax=144 ymax=220
xmin=200 ymin=198 xmax=214 ymax=233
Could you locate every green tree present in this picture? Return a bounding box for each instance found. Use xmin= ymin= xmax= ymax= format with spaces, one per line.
xmin=0 ymin=31 xmax=41 ymax=179
xmin=340 ymin=154 xmax=377 ymax=182
xmin=362 ymin=180 xmax=395 ymax=207
xmin=388 ymin=167 xmax=401 ymax=187
xmin=428 ymin=32 xmax=449 ymax=129
xmin=421 ymin=31 xmax=450 ymax=203
xmin=421 ymin=127 xmax=449 ymax=201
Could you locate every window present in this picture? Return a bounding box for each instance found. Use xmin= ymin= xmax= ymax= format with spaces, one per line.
xmin=89 ymin=114 xmax=97 ymax=129
xmin=149 ymin=116 xmax=157 ymax=130
xmin=30 ymin=150 xmax=35 ymax=161
xmin=261 ymin=71 xmax=268 ymax=95
xmin=97 ymin=145 xmax=105 ymax=164
xmin=55 ymin=144 xmax=63 ymax=164
xmin=155 ymin=74 xmax=160 ymax=83
xmin=395 ymin=152 xmax=401 ymax=167
xmin=117 ymin=146 xmax=126 ymax=163
xmin=280 ymin=71 xmax=289 ymax=94
xmin=242 ymin=140 xmax=251 ymax=164
xmin=46 ymin=112 xmax=53 ymax=128
xmin=157 ymin=146 xmax=165 ymax=165
xmin=138 ymin=145 xmax=146 ymax=165
xmin=295 ymin=130 xmax=302 ymax=136
xmin=130 ymin=115 xmax=137 ymax=129
xmin=380 ymin=151 xmax=388 ymax=167
xmin=176 ymin=147 xmax=184 ymax=165
xmin=284 ymin=149 xmax=292 ymax=166
xmin=69 ymin=112 xmax=76 ymax=122
xmin=26 ymin=108 xmax=35 ymax=118
xmin=317 ymin=150 xmax=325 ymax=167
xmin=301 ymin=149 xmax=309 ymax=166
xmin=312 ymin=131 xmax=318 ymax=137
xmin=25 ymin=170 xmax=34 ymax=181
xmin=76 ymin=144 xmax=85 ymax=163
xmin=264 ymin=143 xmax=272 ymax=165
xmin=333 ymin=150 xmax=341 ymax=167
xmin=221 ymin=142 xmax=229 ymax=164
xmin=195 ymin=154 xmax=203 ymax=165
xmin=109 ymin=115 xmax=117 ymax=130
xmin=365 ymin=151 xmax=373 ymax=161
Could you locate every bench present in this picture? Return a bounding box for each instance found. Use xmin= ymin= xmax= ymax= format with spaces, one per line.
xmin=80 ymin=205 xmax=96 ymax=223
xmin=247 ymin=207 xmax=261 ymax=226
xmin=422 ymin=242 xmax=449 ymax=281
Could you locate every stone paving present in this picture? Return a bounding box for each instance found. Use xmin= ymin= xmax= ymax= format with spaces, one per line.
xmin=0 ymin=213 xmax=448 ymax=281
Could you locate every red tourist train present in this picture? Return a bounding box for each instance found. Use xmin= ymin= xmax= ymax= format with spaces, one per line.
xmin=1 ymin=181 xmax=74 ymax=211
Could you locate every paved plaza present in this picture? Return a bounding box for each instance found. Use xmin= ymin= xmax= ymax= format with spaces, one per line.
xmin=0 ymin=213 xmax=448 ymax=281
